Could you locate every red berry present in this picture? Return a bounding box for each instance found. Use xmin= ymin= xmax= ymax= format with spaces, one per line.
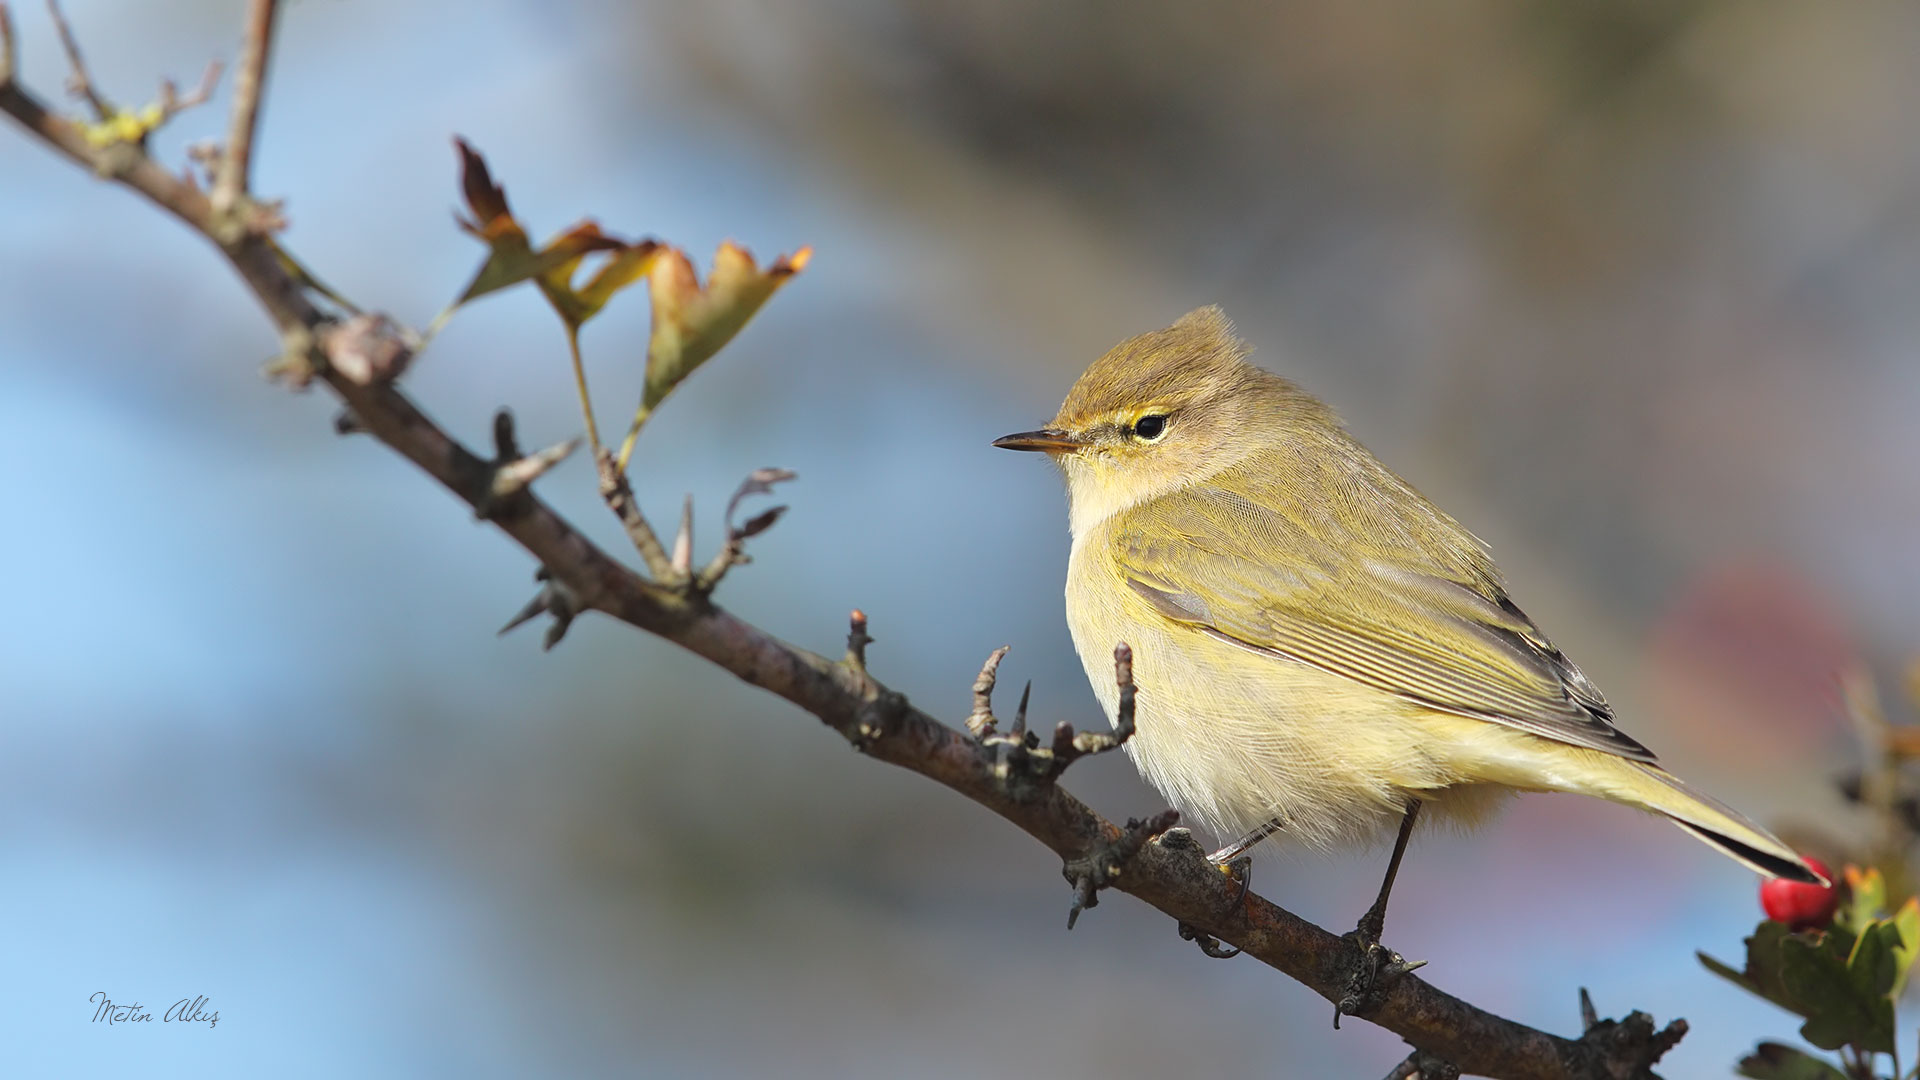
xmin=1760 ymin=857 xmax=1838 ymax=930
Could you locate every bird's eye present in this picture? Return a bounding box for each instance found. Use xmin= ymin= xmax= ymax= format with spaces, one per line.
xmin=1132 ymin=414 xmax=1168 ymax=441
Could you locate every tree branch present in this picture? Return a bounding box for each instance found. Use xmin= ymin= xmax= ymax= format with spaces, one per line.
xmin=0 ymin=11 xmax=1685 ymax=1078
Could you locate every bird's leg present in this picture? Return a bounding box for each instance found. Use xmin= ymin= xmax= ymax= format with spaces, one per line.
xmin=1207 ymin=818 xmax=1284 ymax=864
xmin=1335 ymin=798 xmax=1427 ymax=1027
xmin=1359 ymin=799 xmax=1420 ymax=942
xmin=1206 ymin=818 xmax=1283 ymax=913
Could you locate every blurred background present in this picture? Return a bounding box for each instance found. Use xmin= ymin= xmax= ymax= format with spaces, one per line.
xmin=4 ymin=0 xmax=1917 ymax=1075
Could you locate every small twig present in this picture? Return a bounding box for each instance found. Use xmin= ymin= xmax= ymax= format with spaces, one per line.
xmin=692 ymin=467 xmax=795 ymax=593
xmin=1042 ymin=642 xmax=1137 ymax=781
xmin=1064 ymin=809 xmax=1180 ymax=929
xmin=845 ymin=609 xmax=872 ymax=674
xmin=1570 ymin=989 xmax=1686 ymax=1078
xmin=158 ymin=61 xmax=223 ymax=123
xmin=214 ymin=0 xmax=279 ymax=217
xmin=562 ymin=327 xmax=601 ymax=455
xmin=47 ymin=0 xmax=110 ymax=120
xmin=1 ymin=4 xmax=19 ymax=86
xmin=967 ymin=645 xmax=1011 ymax=738
xmin=596 ymin=449 xmax=674 ymax=578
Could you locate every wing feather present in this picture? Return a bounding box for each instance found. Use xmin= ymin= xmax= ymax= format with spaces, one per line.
xmin=1109 ymin=461 xmax=1655 ymax=763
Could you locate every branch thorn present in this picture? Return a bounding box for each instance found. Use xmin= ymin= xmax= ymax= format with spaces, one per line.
xmin=475 ymin=409 xmax=578 ymax=518
xmin=498 ymin=566 xmax=580 ymax=650
xmin=671 ymin=494 xmax=693 ymax=577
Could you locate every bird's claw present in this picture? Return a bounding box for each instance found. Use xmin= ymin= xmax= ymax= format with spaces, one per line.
xmin=1333 ymin=928 xmax=1426 ymax=1028
xmin=1210 ymin=853 xmax=1254 ymax=916
xmin=1177 ymin=921 xmax=1242 ymax=959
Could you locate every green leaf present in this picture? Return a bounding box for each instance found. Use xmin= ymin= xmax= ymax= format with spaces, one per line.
xmin=1735 ymin=1042 xmax=1849 ymax=1080
xmin=1780 ymin=923 xmax=1896 ymax=1053
xmin=1852 ymin=920 xmax=1902 ymax=999
xmin=1891 ymin=897 xmax=1920 ymax=994
xmin=1700 ymin=921 xmax=1806 ymax=1016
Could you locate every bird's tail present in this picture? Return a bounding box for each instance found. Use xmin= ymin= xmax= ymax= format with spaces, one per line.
xmin=1621 ymin=761 xmax=1825 ymax=883
xmin=1523 ymin=748 xmax=1824 ymax=884
xmin=1428 ymin=715 xmax=1825 ymax=883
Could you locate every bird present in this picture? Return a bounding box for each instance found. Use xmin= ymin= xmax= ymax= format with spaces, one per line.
xmin=993 ymin=306 xmax=1822 ymax=1013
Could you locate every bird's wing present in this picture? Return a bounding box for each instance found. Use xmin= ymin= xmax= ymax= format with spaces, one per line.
xmin=1108 ymin=475 xmax=1655 ymax=763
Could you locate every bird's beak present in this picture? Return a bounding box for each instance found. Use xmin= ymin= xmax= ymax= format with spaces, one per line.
xmin=992 ymin=428 xmax=1084 ymax=453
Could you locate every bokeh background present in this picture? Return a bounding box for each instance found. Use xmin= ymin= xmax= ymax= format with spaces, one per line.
xmin=5 ymin=1 xmax=1918 ymax=1076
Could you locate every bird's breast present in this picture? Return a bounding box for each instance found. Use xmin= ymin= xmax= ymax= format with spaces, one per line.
xmin=1061 ymin=529 xmax=1447 ymax=849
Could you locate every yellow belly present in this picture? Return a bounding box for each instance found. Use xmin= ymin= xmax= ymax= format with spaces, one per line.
xmin=1064 ymin=530 xmax=1514 ymax=852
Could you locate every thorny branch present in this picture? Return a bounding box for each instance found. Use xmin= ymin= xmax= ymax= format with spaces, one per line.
xmin=596 ymin=450 xmax=675 ymax=579
xmin=0 ymin=8 xmax=1690 ymax=1078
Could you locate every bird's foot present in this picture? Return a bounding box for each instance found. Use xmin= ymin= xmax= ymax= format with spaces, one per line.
xmin=1333 ymin=919 xmax=1426 ymax=1028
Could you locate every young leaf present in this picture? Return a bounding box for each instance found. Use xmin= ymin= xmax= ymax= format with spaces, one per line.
xmin=1891 ymin=896 xmax=1920 ymax=993
xmin=1849 ymin=920 xmax=1902 ymax=999
xmin=450 ymin=138 xmax=625 ymax=306
xmin=1839 ymin=865 xmax=1887 ymax=933
xmin=1700 ymin=921 xmax=1810 ymax=1017
xmin=444 ymin=139 xmax=663 ymax=450
xmin=1780 ymin=923 xmax=1895 ymax=1053
xmin=541 ymin=242 xmax=663 ymax=331
xmin=1736 ymin=1042 xmax=1849 ymax=1080
xmin=613 ymin=241 xmax=810 ymax=470
xmin=641 ymin=241 xmax=810 ymax=410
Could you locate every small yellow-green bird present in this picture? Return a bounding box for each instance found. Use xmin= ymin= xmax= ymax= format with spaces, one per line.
xmin=994 ymin=306 xmax=1820 ymax=989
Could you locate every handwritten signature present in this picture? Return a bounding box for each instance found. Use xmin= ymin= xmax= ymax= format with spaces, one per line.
xmin=90 ymin=992 xmax=218 ymax=1029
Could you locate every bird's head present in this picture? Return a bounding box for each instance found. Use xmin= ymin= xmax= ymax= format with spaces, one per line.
xmin=994 ymin=306 xmax=1331 ymax=535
